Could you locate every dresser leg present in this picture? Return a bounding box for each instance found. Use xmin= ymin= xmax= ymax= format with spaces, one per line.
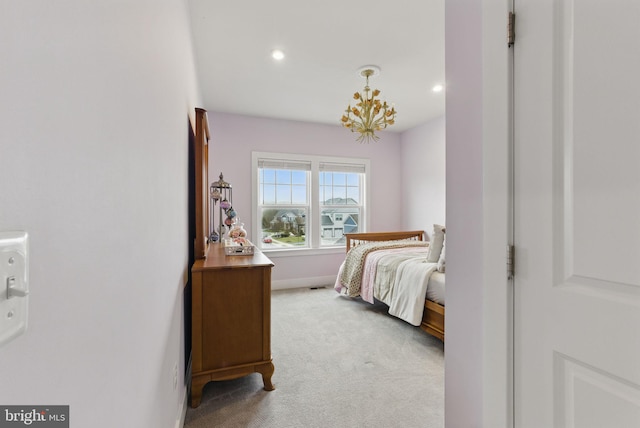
xmin=190 ymin=377 xmax=207 ymax=408
xmin=258 ymin=361 xmax=275 ymax=391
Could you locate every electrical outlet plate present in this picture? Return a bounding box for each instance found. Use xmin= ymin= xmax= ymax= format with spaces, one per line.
xmin=0 ymin=231 xmax=29 ymax=347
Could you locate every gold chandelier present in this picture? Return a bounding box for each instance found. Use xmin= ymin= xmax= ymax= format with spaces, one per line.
xmin=341 ymin=66 xmax=396 ymax=143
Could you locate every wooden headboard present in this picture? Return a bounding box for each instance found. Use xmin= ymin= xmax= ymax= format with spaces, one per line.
xmin=344 ymin=231 xmax=425 ymax=253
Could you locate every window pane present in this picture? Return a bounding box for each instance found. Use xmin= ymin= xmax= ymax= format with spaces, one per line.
xmin=333 ymin=173 xmax=346 ymax=185
xmin=259 ymin=168 xmax=308 ymax=206
xmin=292 ymin=185 xmax=307 ymax=204
xmin=332 ymin=186 xmax=346 ymax=201
xmin=320 ymin=171 xmax=361 ymax=205
xmin=259 ymin=208 xmax=308 ymax=249
xmin=276 ymin=185 xmax=291 ymax=204
xmin=276 ymin=170 xmax=290 ymax=183
xmin=320 ymin=185 xmax=329 ymax=203
xmin=346 ymin=187 xmax=360 ymax=203
xmin=323 ymin=173 xmax=332 ymax=185
xmin=262 ymin=184 xmax=276 ymax=204
xmin=291 ymin=170 xmax=306 ymax=185
xmin=263 ymin=169 xmax=275 ymax=184
xmin=320 ymin=207 xmax=360 ymax=246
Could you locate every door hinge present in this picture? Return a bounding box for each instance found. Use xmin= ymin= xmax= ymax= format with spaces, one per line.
xmin=507 ymin=245 xmax=515 ymax=279
xmin=508 ymin=12 xmax=515 ymax=47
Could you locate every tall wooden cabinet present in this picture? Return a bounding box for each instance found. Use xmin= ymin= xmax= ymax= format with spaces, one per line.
xmin=189 ymin=244 xmax=275 ymax=408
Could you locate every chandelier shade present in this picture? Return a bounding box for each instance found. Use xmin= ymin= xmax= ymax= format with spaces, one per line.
xmin=341 ymin=66 xmax=396 ymax=143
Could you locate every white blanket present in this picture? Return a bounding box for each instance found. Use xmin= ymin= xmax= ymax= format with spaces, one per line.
xmin=387 ymin=259 xmax=438 ymax=326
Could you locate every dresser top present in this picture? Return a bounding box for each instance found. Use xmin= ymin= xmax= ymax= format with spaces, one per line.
xmin=192 ymin=244 xmax=274 ymax=271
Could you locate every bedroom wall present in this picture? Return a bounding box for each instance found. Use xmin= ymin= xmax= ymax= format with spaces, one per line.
xmin=400 ymin=116 xmax=446 ymax=237
xmin=445 ymin=0 xmax=512 ymax=426
xmin=445 ymin=0 xmax=484 ymax=426
xmin=0 ymin=2 xmax=201 ymax=427
xmin=208 ymin=112 xmax=403 ymax=288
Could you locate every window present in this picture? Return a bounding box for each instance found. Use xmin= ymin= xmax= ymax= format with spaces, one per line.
xmin=253 ymin=152 xmax=369 ymax=252
xmin=256 ymin=158 xmax=310 ymax=249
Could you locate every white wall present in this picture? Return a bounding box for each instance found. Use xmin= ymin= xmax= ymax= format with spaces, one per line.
xmin=445 ymin=0 xmax=511 ymax=427
xmin=208 ymin=112 xmax=403 ymax=287
xmin=400 ymin=116 xmax=446 ymax=236
xmin=0 ymin=2 xmax=201 ymax=427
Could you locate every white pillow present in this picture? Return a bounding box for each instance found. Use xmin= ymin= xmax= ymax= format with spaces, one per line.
xmin=437 ymin=237 xmax=446 ymax=272
xmin=427 ymin=224 xmax=445 ymax=263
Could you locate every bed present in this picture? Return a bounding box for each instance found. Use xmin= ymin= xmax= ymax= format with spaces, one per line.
xmin=334 ymin=230 xmax=445 ymax=341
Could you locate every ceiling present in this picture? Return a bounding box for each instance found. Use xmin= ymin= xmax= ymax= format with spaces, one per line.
xmin=188 ymin=0 xmax=444 ymax=133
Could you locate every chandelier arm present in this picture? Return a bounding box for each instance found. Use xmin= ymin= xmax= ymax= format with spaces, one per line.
xmin=371 ymin=117 xmax=386 ymax=130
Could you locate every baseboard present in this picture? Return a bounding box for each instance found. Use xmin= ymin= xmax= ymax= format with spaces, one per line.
xmin=272 ymin=275 xmax=336 ymax=290
xmin=176 ymin=353 xmax=192 ymax=428
xmin=175 ymin=387 xmax=188 ymax=428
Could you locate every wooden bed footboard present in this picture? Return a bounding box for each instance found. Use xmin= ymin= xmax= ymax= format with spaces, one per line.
xmin=344 ymin=230 xmax=445 ymax=342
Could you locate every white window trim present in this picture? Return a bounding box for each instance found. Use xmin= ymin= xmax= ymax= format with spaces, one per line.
xmin=252 ymin=151 xmax=371 ymax=256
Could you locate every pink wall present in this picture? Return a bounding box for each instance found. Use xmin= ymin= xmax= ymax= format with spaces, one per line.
xmin=208 ymin=112 xmax=403 ymax=284
xmin=445 ymin=0 xmax=485 ymax=425
xmin=400 ymin=116 xmax=446 ymax=235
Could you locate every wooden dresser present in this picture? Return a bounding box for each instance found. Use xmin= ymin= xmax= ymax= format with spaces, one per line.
xmin=189 ymin=244 xmax=275 ymax=408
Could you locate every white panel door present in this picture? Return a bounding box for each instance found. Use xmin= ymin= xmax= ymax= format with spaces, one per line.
xmin=514 ymin=1 xmax=640 ymax=427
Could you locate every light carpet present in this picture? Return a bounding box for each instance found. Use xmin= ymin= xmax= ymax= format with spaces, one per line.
xmin=184 ymin=286 xmax=444 ymax=428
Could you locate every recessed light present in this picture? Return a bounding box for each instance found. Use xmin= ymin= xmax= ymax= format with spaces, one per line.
xmin=432 ymin=84 xmax=444 ymax=93
xmin=271 ymin=49 xmax=285 ymax=61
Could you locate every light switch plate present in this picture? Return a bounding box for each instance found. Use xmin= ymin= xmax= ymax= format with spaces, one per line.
xmin=0 ymin=231 xmax=29 ymax=347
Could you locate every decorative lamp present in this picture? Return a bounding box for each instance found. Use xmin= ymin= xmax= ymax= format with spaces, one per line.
xmin=209 ymin=173 xmax=233 ymax=242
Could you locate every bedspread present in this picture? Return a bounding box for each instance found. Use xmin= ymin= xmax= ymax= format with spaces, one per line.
xmin=337 ymin=240 xmax=428 ymax=297
xmin=372 ymin=249 xmax=429 ymax=304
xmin=335 ymin=241 xmax=438 ymax=326
xmin=360 ymin=247 xmax=420 ymax=304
